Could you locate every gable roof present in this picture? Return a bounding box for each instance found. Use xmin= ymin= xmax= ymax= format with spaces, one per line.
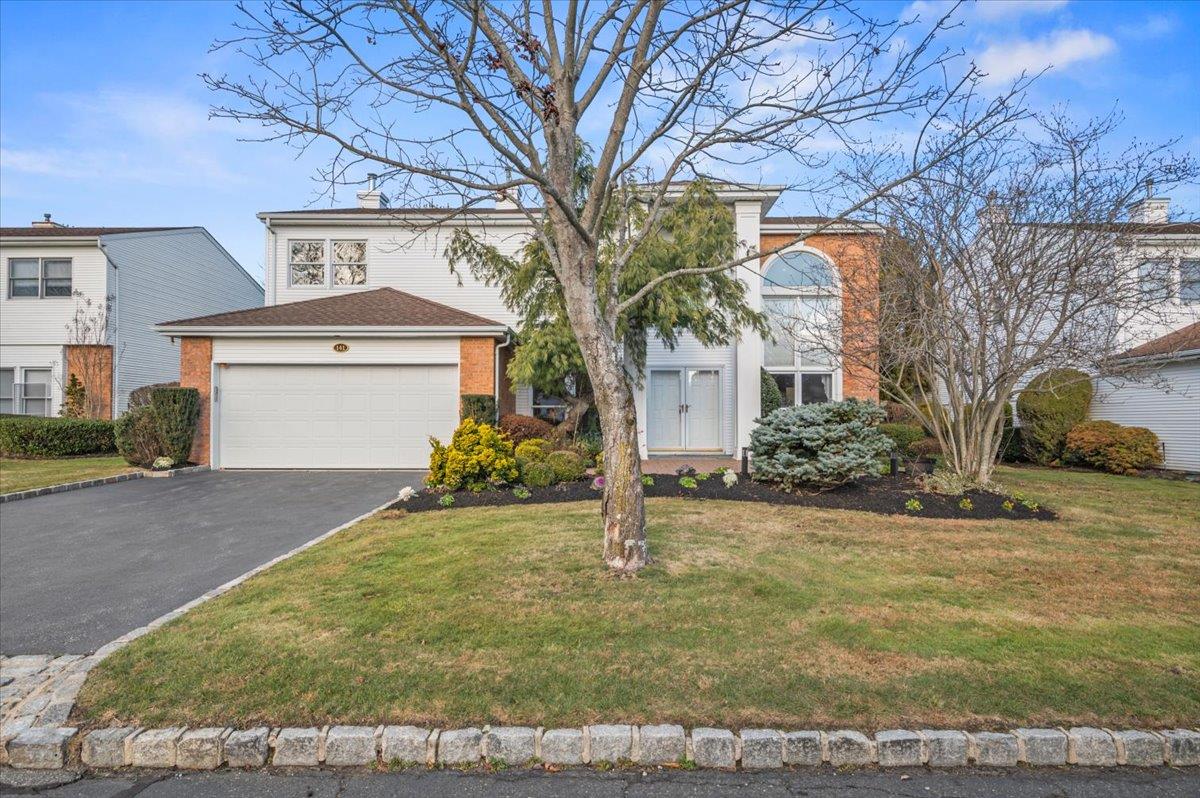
xmin=158 ymin=287 xmax=503 ymax=330
xmin=1117 ymin=322 xmax=1200 ymax=361
xmin=0 ymin=226 xmax=187 ymax=238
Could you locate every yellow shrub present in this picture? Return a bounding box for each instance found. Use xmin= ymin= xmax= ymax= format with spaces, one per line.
xmin=427 ymin=418 xmax=520 ymax=490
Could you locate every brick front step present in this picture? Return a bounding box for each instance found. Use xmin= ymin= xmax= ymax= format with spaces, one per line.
xmin=5 ymin=725 xmax=1196 ymax=771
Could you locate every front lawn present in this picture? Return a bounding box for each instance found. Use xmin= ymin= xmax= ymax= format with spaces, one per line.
xmin=77 ymin=466 xmax=1200 ymax=730
xmin=0 ymin=456 xmax=137 ymax=494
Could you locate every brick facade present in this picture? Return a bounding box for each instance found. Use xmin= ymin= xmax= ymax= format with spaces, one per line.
xmin=459 ymin=337 xmax=496 ymax=415
xmin=64 ymin=344 xmax=113 ymax=419
xmin=179 ymin=337 xmax=213 ymax=465
xmin=759 ymin=233 xmax=880 ymax=401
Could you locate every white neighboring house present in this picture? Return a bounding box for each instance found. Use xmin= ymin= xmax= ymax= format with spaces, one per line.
xmin=1 ymin=217 xmax=264 ymax=418
xmin=156 ymin=184 xmax=882 ymax=469
xmin=1090 ymin=323 xmax=1200 ymax=473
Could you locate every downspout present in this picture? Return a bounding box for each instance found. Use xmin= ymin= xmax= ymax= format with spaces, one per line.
xmin=494 ymin=330 xmax=513 ymax=423
xmin=98 ymin=239 xmax=118 ymax=416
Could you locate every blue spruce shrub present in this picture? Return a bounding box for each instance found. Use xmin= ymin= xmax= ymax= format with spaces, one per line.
xmin=750 ymin=399 xmax=892 ymax=490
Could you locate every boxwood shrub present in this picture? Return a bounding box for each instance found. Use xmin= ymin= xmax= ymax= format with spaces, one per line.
xmin=114 ymin=406 xmax=163 ymax=467
xmin=1016 ymin=369 xmax=1093 ymax=465
xmin=546 ymin=450 xmax=587 ymax=482
xmin=0 ymin=415 xmax=117 ymax=458
xmin=878 ymin=422 xmax=924 ymax=456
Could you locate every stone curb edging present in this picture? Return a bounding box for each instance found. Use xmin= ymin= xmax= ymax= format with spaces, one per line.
xmin=0 ymin=495 xmax=393 ymax=743
xmin=0 ymin=466 xmax=209 ymax=504
xmin=4 ymin=724 xmax=1197 ymax=771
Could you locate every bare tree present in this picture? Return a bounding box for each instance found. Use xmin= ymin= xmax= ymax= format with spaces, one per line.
xmin=788 ymin=111 xmax=1199 ymax=487
xmin=206 ymin=0 xmax=1026 ymax=571
xmin=62 ymin=292 xmax=117 ymax=419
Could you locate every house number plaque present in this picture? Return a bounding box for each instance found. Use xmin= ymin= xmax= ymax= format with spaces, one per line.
xmin=333 ymin=343 xmax=349 ymax=352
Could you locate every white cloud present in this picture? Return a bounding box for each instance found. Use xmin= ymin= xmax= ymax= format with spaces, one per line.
xmin=904 ymin=0 xmax=1067 ymax=23
xmin=974 ymin=0 xmax=1068 ymax=21
xmin=976 ymin=29 xmax=1115 ymax=85
xmin=1118 ymin=14 xmax=1177 ymax=41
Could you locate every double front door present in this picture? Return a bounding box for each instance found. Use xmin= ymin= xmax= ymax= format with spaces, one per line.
xmin=648 ymin=368 xmax=722 ymax=451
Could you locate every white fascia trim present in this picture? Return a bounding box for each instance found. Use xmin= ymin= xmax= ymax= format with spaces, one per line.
xmin=154 ymin=325 xmax=509 ymax=338
xmin=759 ymin=222 xmax=885 ymax=235
xmin=256 ymin=212 xmax=535 ymax=228
xmin=0 ymin=236 xmax=100 ymax=246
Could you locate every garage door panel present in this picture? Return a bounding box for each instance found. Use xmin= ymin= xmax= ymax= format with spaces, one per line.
xmin=218 ymin=364 xmax=458 ymax=469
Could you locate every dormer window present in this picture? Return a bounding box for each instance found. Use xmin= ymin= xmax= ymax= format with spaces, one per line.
xmin=289 ymin=239 xmax=368 ymax=287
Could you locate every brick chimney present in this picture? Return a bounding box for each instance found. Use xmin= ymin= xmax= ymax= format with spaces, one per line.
xmin=31 ymin=213 xmax=63 ymax=228
xmin=356 ymin=173 xmax=389 ymax=209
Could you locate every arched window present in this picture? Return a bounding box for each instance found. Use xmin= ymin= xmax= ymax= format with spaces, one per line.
xmin=761 ymin=248 xmax=840 ymax=405
xmin=763 ymin=250 xmax=837 ymax=291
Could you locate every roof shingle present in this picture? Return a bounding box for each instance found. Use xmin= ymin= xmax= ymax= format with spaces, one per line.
xmin=1118 ymin=322 xmax=1200 ymax=360
xmin=159 ymin=287 xmax=503 ymax=329
xmin=0 ymin=226 xmax=186 ymax=238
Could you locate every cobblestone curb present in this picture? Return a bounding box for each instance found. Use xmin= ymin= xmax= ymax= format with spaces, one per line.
xmin=6 ymin=725 xmax=1196 ymax=772
xmin=0 ymin=465 xmax=210 ymax=504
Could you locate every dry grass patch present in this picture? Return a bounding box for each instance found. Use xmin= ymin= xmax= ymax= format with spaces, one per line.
xmin=77 ymin=467 xmax=1199 ymax=730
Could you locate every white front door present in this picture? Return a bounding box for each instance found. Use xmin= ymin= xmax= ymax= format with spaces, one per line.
xmin=648 ymin=369 xmax=683 ymax=450
xmin=217 ymin=364 xmax=458 ymax=468
xmin=648 ymin=368 xmax=722 ymax=452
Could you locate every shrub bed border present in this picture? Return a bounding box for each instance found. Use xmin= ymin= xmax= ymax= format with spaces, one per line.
xmin=4 ymin=723 xmax=1197 ymax=771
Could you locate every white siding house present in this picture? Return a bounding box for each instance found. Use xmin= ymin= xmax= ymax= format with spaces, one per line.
xmin=1 ymin=220 xmax=263 ymax=417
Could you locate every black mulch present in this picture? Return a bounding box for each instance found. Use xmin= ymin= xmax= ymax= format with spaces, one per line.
xmin=389 ymin=473 xmax=1053 ymax=520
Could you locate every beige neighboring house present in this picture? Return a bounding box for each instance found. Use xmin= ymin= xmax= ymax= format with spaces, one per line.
xmin=1 ymin=216 xmax=263 ymax=419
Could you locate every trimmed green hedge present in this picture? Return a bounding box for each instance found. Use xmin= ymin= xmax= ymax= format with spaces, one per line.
xmin=0 ymin=415 xmax=117 ymax=458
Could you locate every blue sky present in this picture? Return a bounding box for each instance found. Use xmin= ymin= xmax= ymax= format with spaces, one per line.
xmin=2 ymin=0 xmax=1198 ymax=283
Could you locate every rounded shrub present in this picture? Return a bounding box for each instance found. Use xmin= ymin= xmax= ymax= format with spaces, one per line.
xmin=499 ymin=413 xmax=554 ymax=444
xmin=546 ymin=450 xmax=587 ymax=482
xmin=114 ymin=406 xmax=162 ymax=467
xmin=1065 ymin=420 xmax=1162 ymax=475
xmin=426 ymin=418 xmax=520 ymax=490
xmin=1016 ymin=369 xmax=1093 ymax=465
xmin=150 ymin=387 xmax=201 ymax=464
xmin=520 ymin=460 xmax=556 ymax=488
xmin=878 ymin=422 xmax=924 ymax=456
xmin=514 ymin=438 xmax=551 ymax=463
xmin=749 ymin=399 xmax=892 ymax=490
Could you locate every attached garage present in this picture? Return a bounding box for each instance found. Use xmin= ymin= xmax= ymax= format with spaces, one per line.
xmin=217 ymin=364 xmax=458 ymax=469
xmin=157 ymin=288 xmax=509 ymax=470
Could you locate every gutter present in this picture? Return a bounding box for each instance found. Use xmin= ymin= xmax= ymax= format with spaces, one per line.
xmin=494 ymin=330 xmax=513 ymax=420
xmin=154 ymin=325 xmax=510 ymax=339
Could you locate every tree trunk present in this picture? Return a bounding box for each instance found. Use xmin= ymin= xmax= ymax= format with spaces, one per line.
xmin=595 ymin=376 xmax=648 ymax=572
xmin=553 ymin=394 xmax=592 ymax=439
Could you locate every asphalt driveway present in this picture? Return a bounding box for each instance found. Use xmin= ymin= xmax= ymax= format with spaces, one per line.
xmin=0 ymin=470 xmax=420 ymax=654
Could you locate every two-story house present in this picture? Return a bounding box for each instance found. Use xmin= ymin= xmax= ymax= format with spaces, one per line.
xmin=1 ymin=218 xmax=264 ymax=418
xmin=157 ymin=184 xmax=881 ymax=469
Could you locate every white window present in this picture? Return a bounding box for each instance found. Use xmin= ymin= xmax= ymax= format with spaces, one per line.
xmin=288 ymin=239 xmax=368 ymax=287
xmin=7 ymin=257 xmax=72 ymax=298
xmin=5 ymin=367 xmax=52 ymax=416
xmin=1181 ymin=259 xmax=1200 ymax=304
xmin=0 ymin=368 xmax=13 ymax=414
xmin=762 ymin=250 xmax=840 ymax=405
xmin=531 ymin=387 xmax=568 ymax=423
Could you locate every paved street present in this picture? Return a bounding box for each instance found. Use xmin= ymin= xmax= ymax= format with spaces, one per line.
xmin=0 ymin=470 xmax=417 ymax=654
xmin=1 ymin=767 xmax=1197 ymax=797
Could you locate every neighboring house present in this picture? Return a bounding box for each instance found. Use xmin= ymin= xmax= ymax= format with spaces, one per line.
xmin=1 ymin=217 xmax=264 ymax=418
xmin=157 ymin=184 xmax=881 ymax=469
xmin=1090 ymin=322 xmax=1200 ymax=473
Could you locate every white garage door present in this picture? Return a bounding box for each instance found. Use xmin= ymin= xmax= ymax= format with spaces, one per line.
xmin=217 ymin=364 xmax=458 ymax=469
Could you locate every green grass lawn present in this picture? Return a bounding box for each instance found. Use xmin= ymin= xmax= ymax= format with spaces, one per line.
xmin=76 ymin=466 xmax=1200 ymax=731
xmin=0 ymin=455 xmax=136 ymax=494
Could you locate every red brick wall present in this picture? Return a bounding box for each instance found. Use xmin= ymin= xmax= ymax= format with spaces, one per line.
xmin=179 ymin=337 xmax=213 ymax=465
xmin=64 ymin=344 xmax=113 ymax=419
xmin=459 ymin=337 xmax=496 ymax=414
xmin=759 ymin=233 xmax=880 ymax=401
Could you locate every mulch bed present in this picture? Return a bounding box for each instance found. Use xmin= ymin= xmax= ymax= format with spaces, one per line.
xmin=390 ymin=473 xmax=1053 ymax=521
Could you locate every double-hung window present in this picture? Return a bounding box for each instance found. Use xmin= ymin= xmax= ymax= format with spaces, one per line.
xmin=1140 ymin=257 xmax=1200 ymax=304
xmin=7 ymin=257 xmax=72 ymax=298
xmin=288 ymin=239 xmax=368 ymax=287
xmin=1181 ymin=259 xmax=1200 ymax=304
xmin=0 ymin=367 xmax=51 ymax=416
xmin=761 ymin=250 xmax=840 ymax=405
